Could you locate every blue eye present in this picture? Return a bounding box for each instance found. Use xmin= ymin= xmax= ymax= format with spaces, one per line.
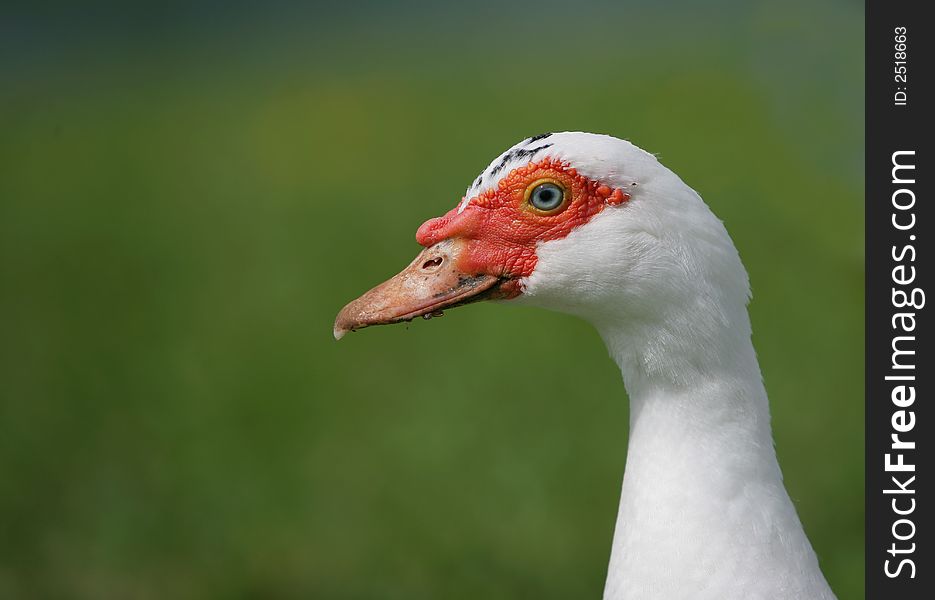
xmin=529 ymin=182 xmax=565 ymax=212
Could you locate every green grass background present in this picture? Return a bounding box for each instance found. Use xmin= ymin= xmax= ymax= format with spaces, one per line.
xmin=1 ymin=1 xmax=863 ymax=598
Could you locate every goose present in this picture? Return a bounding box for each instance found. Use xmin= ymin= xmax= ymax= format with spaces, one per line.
xmin=334 ymin=132 xmax=837 ymax=599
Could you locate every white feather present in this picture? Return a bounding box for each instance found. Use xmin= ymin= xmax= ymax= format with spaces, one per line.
xmin=498 ymin=133 xmax=837 ymax=599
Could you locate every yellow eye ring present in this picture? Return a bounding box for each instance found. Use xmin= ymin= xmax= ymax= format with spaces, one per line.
xmin=524 ymin=179 xmax=568 ymax=215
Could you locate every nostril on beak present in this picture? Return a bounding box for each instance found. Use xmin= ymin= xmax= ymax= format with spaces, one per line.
xmin=421 ymin=257 xmax=443 ymax=271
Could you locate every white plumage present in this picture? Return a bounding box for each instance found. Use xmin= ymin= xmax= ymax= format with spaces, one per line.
xmin=514 ymin=133 xmax=836 ymax=599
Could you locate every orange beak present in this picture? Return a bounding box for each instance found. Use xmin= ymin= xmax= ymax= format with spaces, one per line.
xmin=333 ymin=239 xmax=503 ymax=340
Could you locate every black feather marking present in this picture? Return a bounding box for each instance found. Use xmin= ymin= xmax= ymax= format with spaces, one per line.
xmin=487 ymin=143 xmax=554 ymax=178
xmin=520 ymin=143 xmax=553 ymax=157
xmin=489 ymin=154 xmax=512 ymax=177
xmin=525 ymin=132 xmax=552 ymax=145
xmin=513 ymin=143 xmax=553 ymax=160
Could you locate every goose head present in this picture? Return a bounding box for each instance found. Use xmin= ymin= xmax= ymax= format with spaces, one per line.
xmin=333 ymin=132 xmax=838 ymax=599
xmin=334 ymin=132 xmax=749 ymax=352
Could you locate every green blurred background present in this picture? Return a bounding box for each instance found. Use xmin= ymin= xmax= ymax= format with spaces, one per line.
xmin=1 ymin=1 xmax=863 ymax=598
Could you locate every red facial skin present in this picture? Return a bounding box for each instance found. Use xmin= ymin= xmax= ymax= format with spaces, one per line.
xmin=415 ymin=158 xmax=629 ymax=296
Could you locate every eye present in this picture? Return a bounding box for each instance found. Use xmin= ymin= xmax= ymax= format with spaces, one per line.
xmin=528 ymin=182 xmax=566 ymax=213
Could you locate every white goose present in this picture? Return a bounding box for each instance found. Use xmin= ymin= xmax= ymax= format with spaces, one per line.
xmin=335 ymin=132 xmax=836 ymax=599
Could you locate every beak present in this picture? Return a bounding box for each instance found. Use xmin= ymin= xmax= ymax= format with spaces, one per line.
xmin=334 ymin=239 xmax=505 ymax=340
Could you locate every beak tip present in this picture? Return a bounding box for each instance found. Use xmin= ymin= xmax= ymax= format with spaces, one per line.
xmin=333 ymin=311 xmax=354 ymax=340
